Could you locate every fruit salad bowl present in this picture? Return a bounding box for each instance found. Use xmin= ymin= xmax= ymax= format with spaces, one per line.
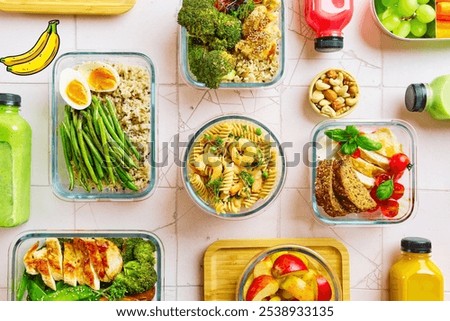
xmin=236 ymin=244 xmax=342 ymax=301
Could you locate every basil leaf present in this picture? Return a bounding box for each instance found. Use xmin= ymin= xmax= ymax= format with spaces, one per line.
xmin=355 ymin=135 xmax=382 ymax=151
xmin=345 ymin=125 xmax=360 ymax=137
xmin=376 ymin=179 xmax=394 ymax=200
xmin=325 ymin=129 xmax=348 ymax=142
xmin=340 ymin=140 xmax=358 ymax=155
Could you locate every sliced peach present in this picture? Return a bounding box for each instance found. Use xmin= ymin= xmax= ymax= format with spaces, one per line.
xmin=245 ymin=275 xmax=279 ymax=301
xmin=272 ymin=253 xmax=308 ymax=278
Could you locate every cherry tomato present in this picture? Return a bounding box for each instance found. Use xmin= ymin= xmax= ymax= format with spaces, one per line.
xmin=389 ymin=153 xmax=410 ymax=174
xmin=392 ymin=170 xmax=404 ymax=181
xmin=391 ymin=182 xmax=405 ymax=200
xmin=375 ymin=173 xmax=391 ymax=186
xmin=351 ymin=148 xmax=361 ymax=159
xmin=370 ymin=186 xmax=388 ymax=205
xmin=380 ymin=199 xmax=399 ymax=218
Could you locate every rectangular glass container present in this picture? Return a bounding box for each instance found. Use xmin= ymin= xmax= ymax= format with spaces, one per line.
xmin=8 ymin=230 xmax=164 ymax=301
xmin=51 ymin=52 xmax=157 ymax=201
xmin=310 ymin=119 xmax=417 ymax=226
xmin=179 ymin=0 xmax=285 ymax=89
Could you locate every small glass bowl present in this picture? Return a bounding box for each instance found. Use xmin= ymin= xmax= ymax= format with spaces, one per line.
xmin=309 ymin=68 xmax=360 ymax=119
xmin=182 ymin=115 xmax=286 ymax=220
xmin=236 ymin=244 xmax=342 ymax=301
xmin=7 ymin=230 xmax=164 ymax=301
xmin=51 ymin=52 xmax=157 ymax=201
xmin=179 ymin=0 xmax=285 ymax=89
xmin=310 ymin=119 xmax=418 ymax=226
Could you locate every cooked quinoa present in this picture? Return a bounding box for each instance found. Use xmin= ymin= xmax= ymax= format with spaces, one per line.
xmin=98 ymin=63 xmax=151 ymax=191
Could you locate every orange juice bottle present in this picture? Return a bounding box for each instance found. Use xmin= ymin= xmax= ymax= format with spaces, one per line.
xmin=389 ymin=237 xmax=444 ymax=301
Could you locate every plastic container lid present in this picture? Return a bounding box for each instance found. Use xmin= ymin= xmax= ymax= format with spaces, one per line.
xmin=405 ymin=83 xmax=427 ymax=113
xmin=0 ymin=93 xmax=21 ymax=106
xmin=315 ymin=36 xmax=344 ymax=52
xmin=401 ymin=237 xmax=431 ymax=254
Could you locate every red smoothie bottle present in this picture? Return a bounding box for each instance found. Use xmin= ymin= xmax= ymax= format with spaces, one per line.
xmin=305 ymin=0 xmax=354 ymax=52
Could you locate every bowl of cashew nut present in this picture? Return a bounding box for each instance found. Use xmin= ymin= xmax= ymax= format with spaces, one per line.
xmin=308 ymin=68 xmax=360 ymax=119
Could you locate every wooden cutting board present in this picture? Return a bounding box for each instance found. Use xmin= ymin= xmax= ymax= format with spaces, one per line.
xmin=203 ymin=238 xmax=350 ymax=301
xmin=0 ymin=0 xmax=136 ymax=15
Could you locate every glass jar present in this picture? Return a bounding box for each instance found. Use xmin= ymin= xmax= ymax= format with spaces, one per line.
xmin=0 ymin=93 xmax=32 ymax=227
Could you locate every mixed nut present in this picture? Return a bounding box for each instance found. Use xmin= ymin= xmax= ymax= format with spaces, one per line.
xmin=310 ymin=69 xmax=359 ymax=118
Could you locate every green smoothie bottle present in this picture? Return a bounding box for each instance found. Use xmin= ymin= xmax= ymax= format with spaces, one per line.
xmin=405 ymin=75 xmax=450 ymax=120
xmin=0 ymin=93 xmax=32 ymax=227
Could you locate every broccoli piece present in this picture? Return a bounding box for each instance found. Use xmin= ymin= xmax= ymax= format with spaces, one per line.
xmin=188 ymin=44 xmax=236 ymax=89
xmin=229 ymin=0 xmax=255 ymax=21
xmin=178 ymin=0 xmax=242 ymax=50
xmin=111 ymin=261 xmax=157 ymax=296
xmin=133 ymin=240 xmax=156 ymax=264
xmin=120 ymin=238 xmax=142 ymax=263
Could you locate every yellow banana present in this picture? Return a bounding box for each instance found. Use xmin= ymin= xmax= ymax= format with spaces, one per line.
xmin=0 ymin=20 xmax=59 ymax=67
xmin=7 ymin=21 xmax=60 ymax=76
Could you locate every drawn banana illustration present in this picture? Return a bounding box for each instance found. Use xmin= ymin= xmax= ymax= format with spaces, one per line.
xmin=0 ymin=20 xmax=60 ymax=76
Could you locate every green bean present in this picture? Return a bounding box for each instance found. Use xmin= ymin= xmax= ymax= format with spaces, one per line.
xmin=60 ymin=125 xmax=75 ymax=190
xmin=110 ymin=142 xmax=137 ymax=169
xmin=105 ymin=98 xmax=124 ymax=141
xmin=76 ymin=115 xmax=98 ymax=184
xmin=82 ymin=130 xmax=103 ymax=165
xmin=98 ymin=116 xmax=115 ymax=185
xmin=114 ymin=166 xmax=138 ymax=191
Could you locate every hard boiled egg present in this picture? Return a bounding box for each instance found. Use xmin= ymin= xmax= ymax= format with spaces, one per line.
xmin=59 ymin=68 xmax=92 ymax=110
xmin=77 ymin=61 xmax=120 ymax=92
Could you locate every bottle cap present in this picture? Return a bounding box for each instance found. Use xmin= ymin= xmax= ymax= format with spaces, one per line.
xmin=315 ymin=36 xmax=344 ymax=53
xmin=401 ymin=237 xmax=431 ymax=253
xmin=405 ymin=83 xmax=427 ymax=112
xmin=0 ymin=93 xmax=21 ymax=107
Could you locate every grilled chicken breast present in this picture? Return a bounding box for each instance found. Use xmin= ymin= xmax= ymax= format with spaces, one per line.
xmin=82 ymin=238 xmax=110 ymax=282
xmin=95 ymin=238 xmax=123 ymax=281
xmin=73 ymin=238 xmax=100 ymax=290
xmin=23 ymin=241 xmax=40 ymax=276
xmin=63 ymin=242 xmax=78 ymax=287
xmin=46 ymin=238 xmax=63 ymax=281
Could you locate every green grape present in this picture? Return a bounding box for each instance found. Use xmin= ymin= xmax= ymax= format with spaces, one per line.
xmin=417 ymin=0 xmax=429 ymax=4
xmin=397 ymin=0 xmax=419 ymax=17
xmin=382 ymin=0 xmax=399 ymax=6
xmin=380 ymin=6 xmax=398 ymax=20
xmin=416 ymin=4 xmax=436 ymax=24
xmin=410 ymin=18 xmax=427 ymax=37
xmin=393 ymin=20 xmax=411 ymax=37
xmin=382 ymin=14 xmax=402 ymax=31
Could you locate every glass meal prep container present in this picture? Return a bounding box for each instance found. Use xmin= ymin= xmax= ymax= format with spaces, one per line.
xmin=235 ymin=244 xmax=342 ymax=301
xmin=8 ymin=230 xmax=164 ymax=301
xmin=310 ymin=119 xmax=417 ymax=226
xmin=182 ymin=114 xmax=287 ymax=220
xmin=179 ymin=0 xmax=286 ymax=89
xmin=51 ymin=52 xmax=157 ymax=201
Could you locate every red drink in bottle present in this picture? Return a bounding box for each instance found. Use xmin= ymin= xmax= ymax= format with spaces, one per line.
xmin=305 ymin=0 xmax=353 ymax=52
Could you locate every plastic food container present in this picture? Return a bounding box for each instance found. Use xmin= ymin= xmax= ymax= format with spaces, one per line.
xmin=310 ymin=119 xmax=417 ymax=226
xmin=372 ymin=0 xmax=444 ymax=40
xmin=309 ymin=68 xmax=359 ymax=119
xmin=182 ymin=115 xmax=286 ymax=220
xmin=8 ymin=230 xmax=164 ymax=301
xmin=179 ymin=0 xmax=285 ymax=89
xmin=235 ymin=244 xmax=342 ymax=301
xmin=51 ymin=52 xmax=157 ymax=201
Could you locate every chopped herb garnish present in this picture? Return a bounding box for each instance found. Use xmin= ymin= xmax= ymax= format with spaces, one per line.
xmin=240 ymin=171 xmax=255 ymax=187
xmin=206 ymin=178 xmax=223 ymax=198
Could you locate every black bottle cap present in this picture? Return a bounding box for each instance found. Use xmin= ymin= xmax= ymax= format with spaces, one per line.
xmin=405 ymin=83 xmax=427 ymax=112
xmin=315 ymin=36 xmax=344 ymax=53
xmin=401 ymin=237 xmax=431 ymax=254
xmin=0 ymin=93 xmax=21 ymax=106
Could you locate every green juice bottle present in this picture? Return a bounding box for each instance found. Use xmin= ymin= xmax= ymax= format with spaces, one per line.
xmin=0 ymin=93 xmax=32 ymax=227
xmin=405 ymin=75 xmax=450 ymax=120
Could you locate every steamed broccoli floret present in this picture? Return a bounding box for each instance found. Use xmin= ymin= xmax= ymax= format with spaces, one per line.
xmin=188 ymin=44 xmax=236 ymax=89
xmin=112 ymin=261 xmax=157 ymax=296
xmin=229 ymin=0 xmax=255 ymax=20
xmin=120 ymin=238 xmax=142 ymax=263
xmin=178 ymin=0 xmax=242 ymax=50
xmin=133 ymin=240 xmax=156 ymax=264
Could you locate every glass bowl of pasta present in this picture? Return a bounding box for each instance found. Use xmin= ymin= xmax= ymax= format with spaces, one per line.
xmin=182 ymin=115 xmax=286 ymax=219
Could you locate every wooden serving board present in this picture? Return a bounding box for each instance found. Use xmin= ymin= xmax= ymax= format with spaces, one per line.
xmin=0 ymin=0 xmax=136 ymax=15
xmin=203 ymin=238 xmax=350 ymax=301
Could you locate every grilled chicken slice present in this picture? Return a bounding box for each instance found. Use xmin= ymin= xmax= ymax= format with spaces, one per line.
xmin=95 ymin=238 xmax=123 ymax=281
xmin=63 ymin=242 xmax=79 ymax=287
xmin=82 ymin=238 xmax=110 ymax=282
xmin=46 ymin=238 xmax=63 ymax=281
xmin=33 ymin=248 xmax=57 ymax=291
xmin=23 ymin=241 xmax=40 ymax=275
xmin=73 ymin=238 xmax=100 ymax=290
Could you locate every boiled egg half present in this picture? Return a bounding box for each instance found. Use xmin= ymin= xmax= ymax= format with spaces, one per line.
xmin=77 ymin=61 xmax=120 ymax=92
xmin=59 ymin=68 xmax=92 ymax=110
